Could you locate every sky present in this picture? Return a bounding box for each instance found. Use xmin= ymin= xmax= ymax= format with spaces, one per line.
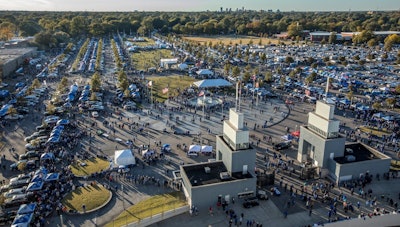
xmin=0 ymin=0 xmax=399 ymax=12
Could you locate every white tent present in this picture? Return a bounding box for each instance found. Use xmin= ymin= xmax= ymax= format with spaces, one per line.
xmin=178 ymin=63 xmax=188 ymax=70
xmin=201 ymin=145 xmax=213 ymax=153
xmin=189 ymin=145 xmax=201 ymax=152
xmin=196 ymin=69 xmax=213 ymax=76
xmin=114 ymin=150 xmax=136 ymax=166
xmin=193 ymin=79 xmax=232 ymax=88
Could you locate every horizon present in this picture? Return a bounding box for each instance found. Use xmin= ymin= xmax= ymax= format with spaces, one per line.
xmin=0 ymin=0 xmax=399 ymax=12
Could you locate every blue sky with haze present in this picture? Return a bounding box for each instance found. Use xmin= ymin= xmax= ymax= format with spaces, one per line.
xmin=0 ymin=0 xmax=398 ymax=12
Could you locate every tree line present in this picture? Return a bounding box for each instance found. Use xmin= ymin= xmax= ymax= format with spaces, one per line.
xmin=0 ymin=11 xmax=399 ymax=49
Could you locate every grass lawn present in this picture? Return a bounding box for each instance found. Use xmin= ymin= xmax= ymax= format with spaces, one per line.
xmin=391 ymin=160 xmax=400 ymax=171
xmin=105 ymin=192 xmax=186 ymax=227
xmin=150 ymin=75 xmax=196 ymax=103
xmin=126 ymin=38 xmax=156 ymax=47
xmin=69 ymin=157 xmax=110 ymax=177
xmin=358 ymin=126 xmax=391 ymax=138
xmin=131 ymin=49 xmax=172 ymax=70
xmin=183 ymin=35 xmax=294 ymax=46
xmin=62 ymin=183 xmax=110 ymax=212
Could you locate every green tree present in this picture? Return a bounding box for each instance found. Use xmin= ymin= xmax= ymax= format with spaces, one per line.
xmin=264 ymin=71 xmax=273 ymax=82
xmin=287 ymin=22 xmax=302 ymax=38
xmin=384 ymin=34 xmax=400 ymax=51
xmin=224 ymin=63 xmax=231 ymax=75
xmin=90 ymin=93 xmax=98 ymax=101
xmin=232 ymin=66 xmax=240 ymax=78
xmin=385 ymin=98 xmax=396 ymax=109
xmin=285 ymin=56 xmax=294 ymax=64
xmin=372 ymin=102 xmax=381 ymax=111
xmin=328 ymin=32 xmax=337 ymax=44
xmin=58 ymin=77 xmax=68 ymax=93
xmin=90 ymin=72 xmax=102 ymax=92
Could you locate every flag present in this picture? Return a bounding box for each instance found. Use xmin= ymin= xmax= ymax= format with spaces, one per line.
xmin=198 ymin=90 xmax=205 ymax=97
xmin=147 ymin=81 xmax=152 ymax=87
xmin=162 ymin=87 xmax=169 ymax=94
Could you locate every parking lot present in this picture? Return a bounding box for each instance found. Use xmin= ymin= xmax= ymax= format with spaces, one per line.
xmin=0 ymin=33 xmax=400 ymax=227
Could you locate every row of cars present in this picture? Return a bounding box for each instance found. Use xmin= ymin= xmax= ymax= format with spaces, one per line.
xmin=0 ymin=173 xmax=34 ymax=209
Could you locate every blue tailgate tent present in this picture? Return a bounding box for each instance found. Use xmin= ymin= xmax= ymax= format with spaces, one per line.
xmin=17 ymin=203 xmax=36 ymax=215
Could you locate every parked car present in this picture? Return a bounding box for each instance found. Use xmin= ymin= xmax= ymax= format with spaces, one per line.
xmin=3 ymin=187 xmax=27 ymax=198
xmin=19 ymin=151 xmax=40 ymax=160
xmin=273 ymin=141 xmax=292 ymax=151
xmin=4 ymin=114 xmax=24 ymax=120
xmin=256 ymin=190 xmax=269 ymax=200
xmin=243 ymin=197 xmax=259 ymax=208
xmin=9 ymin=174 xmax=31 ymax=183
xmin=3 ymin=194 xmax=28 ymax=208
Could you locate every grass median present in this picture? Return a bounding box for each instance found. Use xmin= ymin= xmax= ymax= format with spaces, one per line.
xmin=150 ymin=75 xmax=196 ymax=103
xmin=69 ymin=157 xmax=110 ymax=177
xmin=358 ymin=126 xmax=391 ymax=138
xmin=62 ymin=183 xmax=111 ymax=213
xmin=131 ymin=49 xmax=172 ymax=70
xmin=105 ymin=192 xmax=186 ymax=227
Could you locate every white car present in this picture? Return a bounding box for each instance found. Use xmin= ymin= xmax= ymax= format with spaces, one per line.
xmin=25 ymin=143 xmax=39 ymax=150
xmin=3 ymin=187 xmax=27 ymax=198
xmin=44 ymin=116 xmax=60 ymax=124
xmin=4 ymin=114 xmax=24 ymax=120
xmin=91 ymin=111 xmax=99 ymax=118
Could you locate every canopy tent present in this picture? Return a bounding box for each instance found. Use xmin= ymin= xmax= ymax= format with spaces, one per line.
xmin=201 ymin=145 xmax=213 ymax=153
xmin=11 ymin=222 xmax=29 ymax=227
xmin=281 ymin=134 xmax=294 ymax=141
xmin=17 ymin=203 xmax=36 ymax=215
xmin=178 ymin=63 xmax=188 ymax=70
xmin=196 ymin=69 xmax=213 ymax=76
xmin=357 ymin=105 xmax=370 ymax=111
xmin=189 ymin=145 xmax=201 ymax=152
xmin=56 ymin=119 xmax=70 ymax=125
xmin=114 ymin=150 xmax=136 ymax=166
xmin=339 ymin=99 xmax=350 ymax=105
xmin=373 ymin=112 xmax=385 ymax=118
xmin=291 ymin=131 xmax=300 ymax=137
xmin=35 ymin=167 xmax=48 ymax=176
xmin=193 ymin=79 xmax=232 ymax=88
xmin=12 ymin=213 xmax=33 ymax=227
xmin=162 ymin=144 xmax=171 ymax=152
xmin=44 ymin=173 xmax=59 ymax=182
xmin=31 ymin=175 xmax=43 ymax=183
xmin=27 ymin=181 xmax=44 ymax=191
xmin=382 ymin=115 xmax=394 ymax=121
xmin=40 ymin=152 xmax=55 ymax=160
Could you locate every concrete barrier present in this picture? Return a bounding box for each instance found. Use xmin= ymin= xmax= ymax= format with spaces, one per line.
xmin=124 ymin=205 xmax=189 ymax=227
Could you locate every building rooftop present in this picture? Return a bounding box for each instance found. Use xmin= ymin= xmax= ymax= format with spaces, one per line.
xmin=334 ymin=143 xmax=388 ymax=164
xmin=0 ymin=47 xmax=36 ymax=65
xmin=181 ymin=161 xmax=253 ymax=187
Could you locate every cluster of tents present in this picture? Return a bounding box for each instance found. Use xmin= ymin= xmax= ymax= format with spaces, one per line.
xmin=11 ymin=203 xmax=36 ymax=227
xmin=188 ymin=145 xmax=213 ymax=154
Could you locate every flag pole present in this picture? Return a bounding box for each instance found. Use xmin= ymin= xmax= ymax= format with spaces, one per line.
xmin=203 ymin=90 xmax=206 ymax=116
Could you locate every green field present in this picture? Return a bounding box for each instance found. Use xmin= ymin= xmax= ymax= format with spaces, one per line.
xmin=131 ymin=49 xmax=173 ymax=70
xmin=62 ymin=183 xmax=111 ymax=212
xmin=150 ymin=75 xmax=196 ymax=102
xmin=105 ymin=192 xmax=186 ymax=227
xmin=69 ymin=157 xmax=110 ymax=177
xmin=358 ymin=126 xmax=391 ymax=138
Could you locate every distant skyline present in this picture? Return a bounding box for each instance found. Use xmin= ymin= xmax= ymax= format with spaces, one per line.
xmin=0 ymin=0 xmax=399 ymax=12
